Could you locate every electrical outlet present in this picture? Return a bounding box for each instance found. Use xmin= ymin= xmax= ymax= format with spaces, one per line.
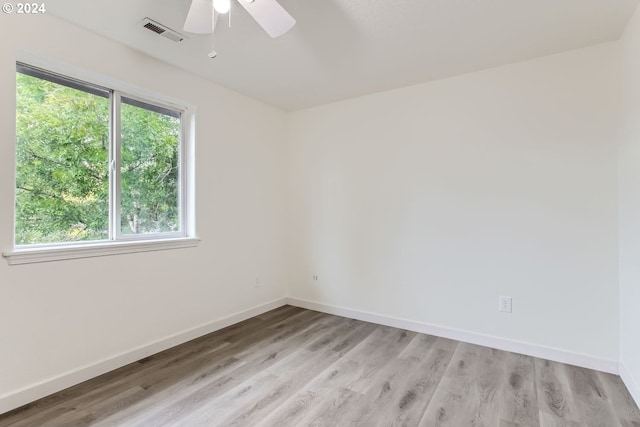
xmin=499 ymin=296 xmax=512 ymax=313
xmin=312 ymin=274 xmax=318 ymax=281
xmin=255 ymin=275 xmax=261 ymax=288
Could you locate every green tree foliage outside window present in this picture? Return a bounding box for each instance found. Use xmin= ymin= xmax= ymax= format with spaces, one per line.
xmin=121 ymin=100 xmax=180 ymax=235
xmin=15 ymin=67 xmax=181 ymax=246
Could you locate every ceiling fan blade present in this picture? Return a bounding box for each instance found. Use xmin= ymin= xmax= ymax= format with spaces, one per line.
xmin=237 ymin=0 xmax=296 ymax=38
xmin=184 ymin=0 xmax=213 ymax=33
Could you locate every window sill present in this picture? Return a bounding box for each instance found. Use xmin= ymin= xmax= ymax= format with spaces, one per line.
xmin=2 ymin=237 xmax=200 ymax=265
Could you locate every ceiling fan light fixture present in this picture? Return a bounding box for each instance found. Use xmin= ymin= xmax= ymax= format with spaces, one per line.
xmin=213 ymin=0 xmax=231 ymax=14
xmin=184 ymin=0 xmax=295 ymax=39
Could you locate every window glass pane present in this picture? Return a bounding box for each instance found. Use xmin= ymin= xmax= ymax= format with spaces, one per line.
xmin=120 ymin=98 xmax=180 ymax=235
xmin=15 ymin=71 xmax=110 ymax=245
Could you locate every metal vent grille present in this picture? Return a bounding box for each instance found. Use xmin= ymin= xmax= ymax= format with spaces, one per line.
xmin=140 ymin=18 xmax=186 ymax=42
xmin=144 ymin=22 xmax=165 ymax=35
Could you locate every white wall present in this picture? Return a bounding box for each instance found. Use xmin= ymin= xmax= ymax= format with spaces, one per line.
xmin=287 ymin=43 xmax=621 ymax=365
xmin=0 ymin=14 xmax=288 ymax=412
xmin=618 ymin=4 xmax=640 ymax=405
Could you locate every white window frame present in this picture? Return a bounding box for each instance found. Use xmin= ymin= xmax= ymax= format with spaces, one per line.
xmin=3 ymin=57 xmax=198 ymax=265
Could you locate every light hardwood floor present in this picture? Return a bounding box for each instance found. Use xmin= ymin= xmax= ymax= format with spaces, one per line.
xmin=1 ymin=306 xmax=638 ymax=426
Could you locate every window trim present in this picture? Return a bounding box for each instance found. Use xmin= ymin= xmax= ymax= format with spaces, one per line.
xmin=4 ymin=54 xmax=198 ymax=264
xmin=3 ymin=238 xmax=201 ymax=265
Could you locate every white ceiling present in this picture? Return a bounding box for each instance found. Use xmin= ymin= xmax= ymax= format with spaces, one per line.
xmin=48 ymin=0 xmax=639 ymax=111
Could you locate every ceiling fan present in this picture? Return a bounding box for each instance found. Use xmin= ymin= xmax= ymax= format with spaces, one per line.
xmin=183 ymin=0 xmax=296 ymax=38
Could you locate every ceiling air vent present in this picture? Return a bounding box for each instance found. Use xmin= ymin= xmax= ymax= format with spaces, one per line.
xmin=140 ymin=18 xmax=185 ymax=42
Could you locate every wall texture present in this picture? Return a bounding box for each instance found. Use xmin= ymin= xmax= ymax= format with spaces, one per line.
xmin=618 ymin=3 xmax=640 ymax=406
xmin=287 ymin=42 xmax=621 ymax=365
xmin=0 ymin=14 xmax=288 ymax=411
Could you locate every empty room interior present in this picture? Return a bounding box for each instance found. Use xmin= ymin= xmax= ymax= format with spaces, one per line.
xmin=2 ymin=0 xmax=640 ymax=425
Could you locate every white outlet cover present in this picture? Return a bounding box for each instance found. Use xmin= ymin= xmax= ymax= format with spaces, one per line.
xmin=499 ymin=296 xmax=512 ymax=313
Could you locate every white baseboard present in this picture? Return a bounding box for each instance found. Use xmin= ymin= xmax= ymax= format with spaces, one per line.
xmin=0 ymin=297 xmax=288 ymax=415
xmin=620 ymin=363 xmax=640 ymax=408
xmin=286 ymin=297 xmax=620 ymax=375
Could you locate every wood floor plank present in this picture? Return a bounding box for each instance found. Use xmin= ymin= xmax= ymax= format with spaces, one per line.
xmin=397 ymin=332 xmax=439 ymax=362
xmin=0 ymin=359 xmax=147 ymax=427
xmin=253 ymin=359 xmax=364 ymax=427
xmin=468 ymin=345 xmax=507 ymax=427
xmin=538 ymin=412 xmax=584 ymax=427
xmin=280 ymin=325 xmax=414 ymax=425
xmin=251 ymin=323 xmax=378 ymax=427
xmin=359 ymin=337 xmax=458 ymax=427
xmin=341 ymin=326 xmax=415 ymax=394
xmin=176 ymin=316 xmax=362 ymax=426
xmin=78 ymin=310 xmax=327 ymax=427
xmin=95 ymin=311 xmax=343 ymax=427
xmin=565 ymin=364 xmax=621 ymax=427
xmin=534 ymin=358 xmax=583 ymax=427
xmin=255 ymin=304 xmax=301 ymax=320
xmin=596 ymin=371 xmax=640 ymax=427
xmin=219 ymin=321 xmax=375 ymax=426
xmin=1 ymin=307 xmax=639 ymax=427
xmin=173 ymin=369 xmax=282 ymax=426
xmin=418 ymin=341 xmax=483 ymax=426
xmin=297 ymin=386 xmax=365 ymax=427
xmin=500 ymin=352 xmax=541 ymax=427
